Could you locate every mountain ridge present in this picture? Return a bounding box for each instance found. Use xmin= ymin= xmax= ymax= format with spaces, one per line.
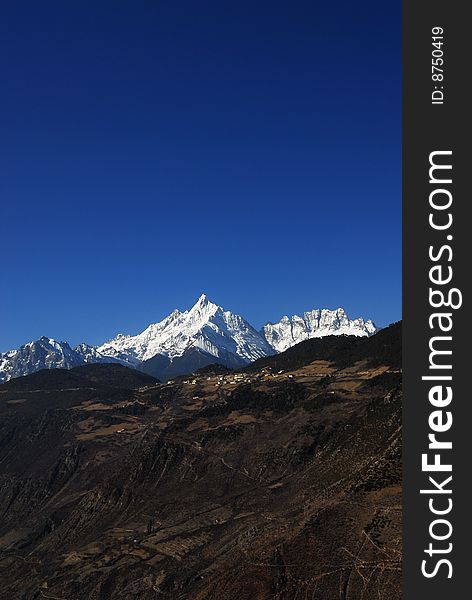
xmin=0 ymin=294 xmax=378 ymax=383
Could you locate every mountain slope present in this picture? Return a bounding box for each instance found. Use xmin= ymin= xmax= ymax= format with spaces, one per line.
xmin=140 ymin=345 xmax=247 ymax=381
xmin=0 ymin=324 xmax=401 ymax=600
xmin=0 ymin=363 xmax=158 ymax=392
xmin=246 ymin=321 xmax=401 ymax=374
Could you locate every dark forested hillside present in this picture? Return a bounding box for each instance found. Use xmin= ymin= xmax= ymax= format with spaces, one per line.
xmin=0 ymin=326 xmax=402 ymax=600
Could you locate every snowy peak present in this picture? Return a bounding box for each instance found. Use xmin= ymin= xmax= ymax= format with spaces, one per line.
xmin=188 ymin=293 xmax=219 ymax=321
xmin=262 ymin=307 xmax=377 ymax=353
xmin=194 ymin=293 xmax=212 ymax=308
xmin=96 ymin=294 xmax=274 ymax=367
xmin=0 ymin=337 xmax=85 ymax=384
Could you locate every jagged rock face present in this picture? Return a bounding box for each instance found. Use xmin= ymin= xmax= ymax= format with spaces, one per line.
xmin=0 ymin=327 xmax=401 ymax=600
xmin=0 ymin=337 xmax=84 ymax=384
xmin=262 ymin=308 xmax=377 ymax=353
xmin=0 ymin=295 xmax=377 ymax=382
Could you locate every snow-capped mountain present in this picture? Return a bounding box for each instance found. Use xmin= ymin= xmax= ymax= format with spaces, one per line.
xmin=0 ymin=337 xmax=85 ymax=384
xmin=0 ymin=295 xmax=378 ymax=383
xmin=97 ymin=294 xmax=274 ymax=367
xmin=0 ymin=339 xmax=119 ymax=384
xmin=262 ymin=308 xmax=377 ymax=353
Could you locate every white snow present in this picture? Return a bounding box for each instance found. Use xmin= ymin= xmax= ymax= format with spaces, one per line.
xmin=262 ymin=307 xmax=378 ymax=353
xmin=96 ymin=294 xmax=274 ymax=365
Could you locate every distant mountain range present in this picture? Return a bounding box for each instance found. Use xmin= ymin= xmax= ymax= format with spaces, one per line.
xmin=0 ymin=294 xmax=377 ymax=383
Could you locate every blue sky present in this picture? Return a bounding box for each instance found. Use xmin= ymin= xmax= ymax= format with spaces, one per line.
xmin=0 ymin=1 xmax=401 ymax=352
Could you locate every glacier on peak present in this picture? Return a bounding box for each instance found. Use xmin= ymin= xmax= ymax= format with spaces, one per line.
xmin=96 ymin=293 xmax=274 ymax=366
